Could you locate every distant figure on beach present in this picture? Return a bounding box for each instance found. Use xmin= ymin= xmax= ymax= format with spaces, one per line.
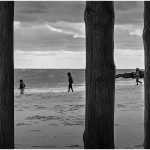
xmin=136 ymin=68 xmax=142 ymax=85
xmin=18 ymin=79 xmax=25 ymax=94
xmin=67 ymin=72 xmax=73 ymax=92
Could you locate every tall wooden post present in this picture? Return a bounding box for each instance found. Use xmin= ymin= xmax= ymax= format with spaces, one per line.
xmin=84 ymin=2 xmax=115 ymax=149
xmin=0 ymin=2 xmax=14 ymax=148
xmin=143 ymin=2 xmax=150 ymax=149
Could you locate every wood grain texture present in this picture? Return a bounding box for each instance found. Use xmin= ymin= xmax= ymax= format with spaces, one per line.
xmin=84 ymin=2 xmax=115 ymax=149
xmin=143 ymin=2 xmax=150 ymax=149
xmin=0 ymin=2 xmax=14 ymax=148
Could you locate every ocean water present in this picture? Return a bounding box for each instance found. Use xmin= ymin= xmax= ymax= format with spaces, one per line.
xmin=14 ymin=69 xmax=139 ymax=93
xmin=14 ymin=69 xmax=144 ymax=148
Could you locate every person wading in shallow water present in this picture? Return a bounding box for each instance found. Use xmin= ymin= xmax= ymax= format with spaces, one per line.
xmin=67 ymin=72 xmax=73 ymax=92
xmin=136 ymin=68 xmax=142 ymax=85
xmin=18 ymin=79 xmax=25 ymax=94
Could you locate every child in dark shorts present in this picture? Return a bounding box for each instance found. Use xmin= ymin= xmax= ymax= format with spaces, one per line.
xmin=18 ymin=79 xmax=25 ymax=94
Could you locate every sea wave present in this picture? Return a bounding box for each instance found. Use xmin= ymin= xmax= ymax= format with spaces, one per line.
xmin=14 ymin=78 xmax=143 ymax=95
xmin=14 ymin=85 xmax=85 ymax=95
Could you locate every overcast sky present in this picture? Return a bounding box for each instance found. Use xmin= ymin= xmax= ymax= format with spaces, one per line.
xmin=14 ymin=1 xmax=144 ymax=69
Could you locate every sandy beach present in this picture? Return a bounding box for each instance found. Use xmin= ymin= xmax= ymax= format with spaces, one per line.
xmin=15 ymin=78 xmax=144 ymax=149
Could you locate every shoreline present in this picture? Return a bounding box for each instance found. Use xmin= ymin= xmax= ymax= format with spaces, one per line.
xmin=15 ymin=79 xmax=144 ymax=149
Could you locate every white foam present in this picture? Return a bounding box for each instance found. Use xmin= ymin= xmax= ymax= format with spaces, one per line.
xmin=14 ymin=85 xmax=85 ymax=95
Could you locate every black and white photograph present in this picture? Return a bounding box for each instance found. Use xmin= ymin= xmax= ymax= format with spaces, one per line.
xmin=0 ymin=1 xmax=150 ymax=149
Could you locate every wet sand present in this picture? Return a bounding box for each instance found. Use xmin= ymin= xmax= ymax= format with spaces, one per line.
xmin=15 ymin=79 xmax=144 ymax=149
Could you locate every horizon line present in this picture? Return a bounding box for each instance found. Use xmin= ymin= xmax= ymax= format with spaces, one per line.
xmin=14 ymin=68 xmax=144 ymax=70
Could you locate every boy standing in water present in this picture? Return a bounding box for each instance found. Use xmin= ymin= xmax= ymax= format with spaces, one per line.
xmin=67 ymin=72 xmax=73 ymax=92
xmin=18 ymin=79 xmax=25 ymax=94
xmin=136 ymin=68 xmax=142 ymax=85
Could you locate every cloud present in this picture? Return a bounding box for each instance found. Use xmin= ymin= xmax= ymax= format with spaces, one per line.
xmin=14 ymin=1 xmax=144 ymax=52
xmin=15 ymin=18 xmax=143 ymax=53
xmin=14 ymin=21 xmax=20 ymax=30
xmin=15 ymin=1 xmax=85 ymax=23
xmin=46 ymin=22 xmax=85 ymax=38
xmin=15 ymin=1 xmax=144 ymax=26
xmin=115 ymin=1 xmax=140 ymax=11
xmin=114 ymin=25 xmax=143 ymax=50
xmin=45 ymin=24 xmax=84 ymax=38
xmin=129 ymin=28 xmax=143 ymax=37
xmin=14 ymin=22 xmax=85 ymax=52
xmin=115 ymin=1 xmax=144 ymax=25
xmin=14 ymin=49 xmax=144 ymax=69
xmin=15 ymin=50 xmax=57 ymax=56
xmin=14 ymin=1 xmax=145 ymax=69
xmin=14 ymin=50 xmax=86 ymax=69
xmin=114 ymin=49 xmax=144 ymax=69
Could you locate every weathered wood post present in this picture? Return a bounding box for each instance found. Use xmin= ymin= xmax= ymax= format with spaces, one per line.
xmin=84 ymin=1 xmax=115 ymax=149
xmin=143 ymin=2 xmax=150 ymax=149
xmin=0 ymin=2 xmax=14 ymax=148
